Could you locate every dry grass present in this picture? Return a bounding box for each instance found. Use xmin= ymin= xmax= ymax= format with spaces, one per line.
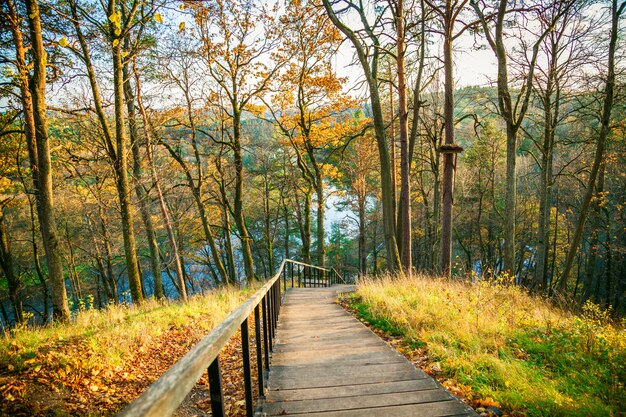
xmin=351 ymin=274 xmax=626 ymax=417
xmin=1 ymin=285 xmax=254 ymax=370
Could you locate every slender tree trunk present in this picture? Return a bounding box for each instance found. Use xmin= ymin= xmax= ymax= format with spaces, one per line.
xmin=395 ymin=0 xmax=412 ymax=272
xmin=388 ymin=66 xmax=397 ymax=224
xmin=283 ymin=201 xmax=290 ymax=261
xmin=0 ymin=208 xmax=23 ymax=323
xmin=358 ymin=191 xmax=367 ymax=275
xmin=123 ymin=62 xmax=164 ymax=300
xmin=110 ymin=31 xmax=143 ymax=304
xmin=322 ymin=0 xmax=401 ymax=272
xmin=223 ymin=209 xmax=236 ymax=283
xmin=27 ymin=196 xmax=49 ymax=320
xmin=440 ymin=0 xmax=457 ymax=278
xmin=315 ymin=174 xmax=325 ymax=268
xmin=232 ymin=109 xmax=255 ymax=281
xmin=558 ymin=0 xmax=624 ymax=292
xmin=134 ymin=71 xmax=187 ymax=299
xmin=264 ymin=173 xmax=275 ymax=274
xmin=23 ymin=0 xmax=70 ymax=320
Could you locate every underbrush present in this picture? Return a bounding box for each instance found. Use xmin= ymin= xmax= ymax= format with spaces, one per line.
xmin=0 ymin=285 xmax=254 ymax=415
xmin=350 ymin=274 xmax=626 ymax=417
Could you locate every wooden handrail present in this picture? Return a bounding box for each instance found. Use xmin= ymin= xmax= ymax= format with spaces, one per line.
xmin=118 ymin=260 xmax=286 ymax=417
xmin=117 ymin=258 xmax=343 ymax=417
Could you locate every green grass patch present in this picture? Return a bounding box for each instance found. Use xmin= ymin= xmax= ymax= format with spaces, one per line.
xmin=350 ymin=275 xmax=626 ymax=417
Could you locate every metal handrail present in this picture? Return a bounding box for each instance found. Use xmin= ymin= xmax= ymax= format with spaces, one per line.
xmin=117 ymin=259 xmax=342 ymax=417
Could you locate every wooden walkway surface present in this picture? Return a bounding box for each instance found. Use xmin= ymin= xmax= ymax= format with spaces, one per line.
xmin=259 ymin=286 xmax=478 ymax=417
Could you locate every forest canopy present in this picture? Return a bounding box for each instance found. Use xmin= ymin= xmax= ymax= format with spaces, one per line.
xmin=0 ymin=0 xmax=624 ymax=327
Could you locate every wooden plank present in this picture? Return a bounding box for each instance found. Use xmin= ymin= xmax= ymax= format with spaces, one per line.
xmin=263 ymin=389 xmax=454 ymax=415
xmin=272 ymin=400 xmax=475 ymax=417
xmin=268 ymin=362 xmax=416 ymax=380
xmin=269 ymin=369 xmax=427 ymax=390
xmin=266 ymin=379 xmax=440 ymax=402
xmin=269 ymin=350 xmax=405 ymax=366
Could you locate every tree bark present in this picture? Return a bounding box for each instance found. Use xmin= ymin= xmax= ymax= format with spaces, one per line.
xmin=134 ymin=69 xmax=188 ymax=299
xmin=0 ymin=208 xmax=23 ymax=324
xmin=123 ymin=61 xmax=164 ymax=300
xmin=232 ymin=109 xmax=256 ymax=281
xmin=21 ymin=0 xmax=71 ymax=320
xmin=110 ymin=24 xmax=143 ymax=303
xmin=394 ymin=0 xmax=412 ymax=272
xmin=440 ymin=0 xmax=456 ymax=278
xmin=557 ymin=0 xmax=624 ymax=293
xmin=322 ymin=0 xmax=401 ymax=272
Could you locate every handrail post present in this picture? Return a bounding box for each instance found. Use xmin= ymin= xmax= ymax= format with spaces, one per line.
xmin=268 ymin=290 xmax=274 ymax=350
xmin=208 ymin=358 xmax=225 ymax=417
xmin=290 ymin=262 xmax=294 ymax=288
xmin=254 ymin=305 xmax=264 ymax=397
xmin=241 ymin=318 xmax=253 ymax=417
xmin=262 ymin=294 xmax=271 ymax=361
xmin=283 ymin=264 xmax=287 ymax=293
xmin=298 ymin=265 xmax=301 ymax=287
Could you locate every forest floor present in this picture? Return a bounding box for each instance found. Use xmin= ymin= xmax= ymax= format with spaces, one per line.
xmin=2 ymin=277 xmax=624 ymax=417
xmin=0 ymin=286 xmax=259 ymax=417
xmin=344 ymin=275 xmax=626 ymax=417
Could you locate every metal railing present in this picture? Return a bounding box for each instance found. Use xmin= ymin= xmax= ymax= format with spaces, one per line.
xmin=279 ymin=259 xmax=345 ymax=291
xmin=117 ymin=259 xmax=343 ymax=417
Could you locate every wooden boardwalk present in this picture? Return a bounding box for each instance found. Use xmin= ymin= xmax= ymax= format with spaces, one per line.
xmin=259 ymin=286 xmax=478 ymax=417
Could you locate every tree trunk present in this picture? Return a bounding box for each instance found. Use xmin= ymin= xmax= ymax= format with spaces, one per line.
xmin=322 ymin=0 xmax=401 ymax=272
xmin=23 ymin=0 xmax=71 ymax=320
xmin=315 ymin=174 xmax=325 ymax=268
xmin=283 ymin=201 xmax=290 ymax=261
xmin=558 ymin=0 xmax=624 ymax=293
xmin=388 ymin=66 xmax=397 ymax=227
xmin=110 ymin=30 xmax=143 ymax=304
xmin=0 ymin=208 xmax=23 ymax=324
xmin=223 ymin=209 xmax=236 ymax=284
xmin=232 ymin=109 xmax=255 ymax=281
xmin=395 ymin=0 xmax=412 ymax=272
xmin=134 ymin=68 xmax=187 ymax=299
xmin=441 ymin=0 xmax=456 ymax=278
xmin=358 ymin=190 xmax=367 ymax=275
xmin=264 ymin=173 xmax=275 ymax=274
xmin=123 ymin=62 xmax=164 ymax=300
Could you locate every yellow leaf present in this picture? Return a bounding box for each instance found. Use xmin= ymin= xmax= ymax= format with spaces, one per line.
xmin=179 ymin=21 xmax=185 ymax=31
xmin=108 ymin=11 xmax=121 ymax=27
xmin=154 ymin=12 xmax=163 ymax=23
xmin=7 ymin=364 xmax=14 ymax=371
xmin=58 ymin=36 xmax=68 ymax=48
xmin=179 ymin=3 xmax=185 ymax=10
xmin=112 ymin=39 xmax=119 ymax=47
xmin=90 ymin=385 xmax=99 ymax=392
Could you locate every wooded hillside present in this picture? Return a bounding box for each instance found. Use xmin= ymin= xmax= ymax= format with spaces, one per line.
xmin=0 ymin=0 xmax=624 ymax=327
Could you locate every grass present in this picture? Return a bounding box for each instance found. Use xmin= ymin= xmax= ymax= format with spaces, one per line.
xmin=1 ymin=285 xmax=254 ymax=370
xmin=0 ymin=285 xmax=257 ymax=416
xmin=350 ymin=274 xmax=626 ymax=417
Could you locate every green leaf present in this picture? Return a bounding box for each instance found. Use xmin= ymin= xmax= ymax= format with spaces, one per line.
xmin=58 ymin=36 xmax=68 ymax=48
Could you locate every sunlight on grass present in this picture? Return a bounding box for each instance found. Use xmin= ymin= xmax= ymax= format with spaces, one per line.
xmin=352 ymin=274 xmax=626 ymax=417
xmin=0 ymin=285 xmax=254 ymax=371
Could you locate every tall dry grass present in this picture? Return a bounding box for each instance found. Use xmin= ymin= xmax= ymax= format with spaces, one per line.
xmin=352 ymin=274 xmax=626 ymax=416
